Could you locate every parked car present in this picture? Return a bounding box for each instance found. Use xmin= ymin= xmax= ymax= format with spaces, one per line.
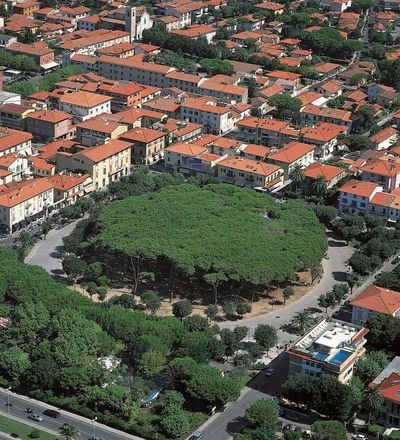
xmin=28 ymin=413 xmax=43 ymax=422
xmin=190 ymin=432 xmax=204 ymax=440
xmin=265 ymin=367 xmax=275 ymax=376
xmin=88 ymin=437 xmax=104 ymax=440
xmin=43 ymin=409 xmax=60 ymax=418
xmin=352 ymin=435 xmax=366 ymax=440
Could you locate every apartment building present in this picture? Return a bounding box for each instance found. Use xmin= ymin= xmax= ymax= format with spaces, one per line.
xmin=96 ymin=55 xmax=174 ymax=88
xmin=287 ymin=318 xmax=368 ymax=383
xmin=351 ymin=285 xmax=400 ymax=325
xmin=180 ymin=99 xmax=234 ymax=135
xmin=59 ymin=91 xmax=112 ymax=123
xmin=56 ymin=139 xmax=131 ymax=190
xmin=61 ymin=30 xmax=131 ymax=56
xmin=235 ymin=116 xmax=289 ymax=145
xmin=267 ymin=141 xmax=316 ymax=180
xmin=198 ymin=80 xmax=248 ymax=104
xmin=97 ymin=82 xmax=143 ymax=111
xmin=216 ymin=156 xmax=283 ymax=190
xmin=26 ymin=110 xmax=74 ymax=142
xmin=300 ymin=104 xmax=353 ymax=128
xmin=119 ymin=127 xmax=165 ymax=165
xmin=338 ymin=179 xmax=383 ymax=214
xmin=0 ymin=178 xmax=54 ymax=233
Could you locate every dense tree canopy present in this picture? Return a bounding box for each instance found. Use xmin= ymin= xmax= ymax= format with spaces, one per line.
xmin=94 ymin=184 xmax=326 ymax=294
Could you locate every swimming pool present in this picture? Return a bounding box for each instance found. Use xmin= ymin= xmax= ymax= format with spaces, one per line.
xmin=328 ymin=349 xmax=352 ymax=365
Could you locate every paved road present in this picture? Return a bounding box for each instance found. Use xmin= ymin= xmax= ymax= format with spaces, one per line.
xmin=197 ymin=236 xmax=399 ymax=440
xmin=25 ymin=219 xmax=82 ymax=279
xmin=0 ymin=388 xmax=143 ymax=440
xmin=219 ymin=230 xmax=353 ymax=342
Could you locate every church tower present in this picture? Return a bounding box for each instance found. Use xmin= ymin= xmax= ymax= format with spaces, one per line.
xmin=125 ymin=7 xmax=137 ymax=42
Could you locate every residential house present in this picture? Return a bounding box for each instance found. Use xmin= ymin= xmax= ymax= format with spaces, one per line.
xmin=28 ymin=156 xmax=55 ymax=177
xmin=303 ymin=163 xmax=347 ymax=193
xmin=367 ymin=84 xmax=398 ymax=107
xmin=370 ymin=127 xmax=398 ymax=150
xmin=97 ymin=82 xmax=143 ymax=111
xmin=0 ymin=154 xmax=29 ymax=183
xmin=153 ymin=119 xmax=202 ymax=144
xmin=59 ymin=91 xmax=112 ymax=122
xmin=338 ymin=178 xmax=383 ymax=214
xmin=26 ymin=110 xmax=74 ymax=142
xmin=47 ymin=173 xmax=92 ymax=206
xmin=360 ymin=159 xmax=400 ymax=192
xmin=170 ymin=25 xmax=217 ymax=43
xmin=119 ymin=127 xmax=165 ymax=164
xmin=287 ymin=318 xmax=368 ymax=383
xmin=13 ymin=1 xmax=40 ymax=16
xmin=300 ymin=104 xmax=352 ymax=128
xmin=254 ymin=2 xmax=285 ymax=15
xmin=351 ymin=285 xmax=400 ymax=325
xmin=300 ymin=122 xmax=348 ymax=159
xmin=370 ymin=357 xmax=400 ymax=428
xmin=0 ymin=128 xmax=32 ymax=157
xmin=6 ymin=42 xmax=57 ymax=71
xmin=56 ymin=139 xmax=131 ymax=190
xmin=267 ymin=141 xmax=316 ymax=180
xmin=0 ymin=178 xmax=54 ymax=233
xmin=165 ymin=142 xmax=223 ymax=176
xmin=369 ymin=190 xmax=400 ymax=221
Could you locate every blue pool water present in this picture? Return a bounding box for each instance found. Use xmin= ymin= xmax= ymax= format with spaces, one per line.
xmin=328 ymin=349 xmax=352 ymax=365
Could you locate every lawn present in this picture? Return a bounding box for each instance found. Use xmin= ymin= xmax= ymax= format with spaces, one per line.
xmin=0 ymin=413 xmax=56 ymax=440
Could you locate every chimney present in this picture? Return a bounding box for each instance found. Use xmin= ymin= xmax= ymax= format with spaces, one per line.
xmin=0 ymin=66 xmax=6 ymax=91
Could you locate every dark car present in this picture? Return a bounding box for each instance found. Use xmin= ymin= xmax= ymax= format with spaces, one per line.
xmin=43 ymin=409 xmax=60 ymax=418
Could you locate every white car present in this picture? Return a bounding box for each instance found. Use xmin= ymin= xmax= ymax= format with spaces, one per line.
xmin=28 ymin=413 xmax=43 ymax=422
xmin=352 ymin=434 xmax=366 ymax=440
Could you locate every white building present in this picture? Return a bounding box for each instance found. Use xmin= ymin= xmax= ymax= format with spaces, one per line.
xmin=338 ymin=179 xmax=382 ymax=215
xmin=0 ymin=178 xmax=54 ymax=233
xmin=351 ymin=285 xmax=400 ymax=325
xmin=59 ymin=91 xmax=112 ymax=123
xmin=180 ymin=99 xmax=234 ymax=135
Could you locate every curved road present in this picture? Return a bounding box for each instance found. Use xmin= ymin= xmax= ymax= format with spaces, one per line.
xmin=220 ymin=230 xmax=353 ymax=342
xmin=25 ymin=219 xmax=82 ymax=278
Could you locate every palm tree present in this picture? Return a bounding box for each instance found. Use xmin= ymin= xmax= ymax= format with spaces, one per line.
xmin=58 ymin=423 xmax=79 ymax=440
xmin=364 ymin=386 xmax=384 ymax=424
xmin=290 ymin=163 xmax=305 ymax=192
xmin=312 ymin=175 xmax=328 ymax=196
xmin=291 ymin=310 xmax=314 ymax=335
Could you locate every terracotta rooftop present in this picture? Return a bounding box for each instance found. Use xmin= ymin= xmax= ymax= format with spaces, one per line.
xmin=351 ymin=284 xmax=400 ymax=315
xmin=59 ymin=91 xmax=112 ymax=107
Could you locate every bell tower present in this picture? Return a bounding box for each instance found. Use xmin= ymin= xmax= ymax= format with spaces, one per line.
xmin=125 ymin=6 xmax=137 ymax=43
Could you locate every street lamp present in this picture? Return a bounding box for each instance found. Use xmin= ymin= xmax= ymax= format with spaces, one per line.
xmin=92 ymin=417 xmax=97 ymax=438
xmin=6 ymin=387 xmax=11 ymax=425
